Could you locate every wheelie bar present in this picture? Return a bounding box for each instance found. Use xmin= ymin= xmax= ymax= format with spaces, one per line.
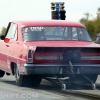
xmin=83 ymin=75 xmax=96 ymax=90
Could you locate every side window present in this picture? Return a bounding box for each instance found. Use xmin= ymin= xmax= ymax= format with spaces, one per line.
xmin=72 ymin=27 xmax=78 ymax=40
xmin=78 ymin=28 xmax=85 ymax=40
xmin=6 ymin=23 xmax=17 ymax=40
xmin=64 ymin=27 xmax=68 ymax=36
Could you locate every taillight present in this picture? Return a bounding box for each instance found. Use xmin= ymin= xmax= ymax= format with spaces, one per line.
xmin=27 ymin=50 xmax=33 ymax=63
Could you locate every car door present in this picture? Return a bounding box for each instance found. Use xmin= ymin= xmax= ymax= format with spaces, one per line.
xmin=6 ymin=23 xmax=18 ymax=72
xmin=0 ymin=22 xmax=17 ymax=72
xmin=0 ymin=39 xmax=8 ymax=71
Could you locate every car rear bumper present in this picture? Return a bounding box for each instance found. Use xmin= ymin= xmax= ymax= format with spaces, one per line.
xmin=24 ymin=64 xmax=60 ymax=75
xmin=24 ymin=63 xmax=100 ymax=75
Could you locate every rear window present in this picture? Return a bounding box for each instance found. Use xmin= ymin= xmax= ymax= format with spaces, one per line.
xmin=22 ymin=26 xmax=92 ymax=42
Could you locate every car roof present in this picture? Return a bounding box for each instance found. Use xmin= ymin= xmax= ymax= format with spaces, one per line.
xmin=12 ymin=20 xmax=85 ymax=28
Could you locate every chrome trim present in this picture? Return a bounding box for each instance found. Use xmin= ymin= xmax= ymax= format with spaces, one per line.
xmin=35 ymin=55 xmax=100 ymax=60
xmin=81 ymin=56 xmax=100 ymax=60
xmin=24 ymin=64 xmax=100 ymax=67
xmin=35 ymin=55 xmax=63 ymax=60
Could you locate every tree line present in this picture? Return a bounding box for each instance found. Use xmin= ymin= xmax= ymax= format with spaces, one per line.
xmin=0 ymin=27 xmax=6 ymax=36
xmin=80 ymin=7 xmax=100 ymax=40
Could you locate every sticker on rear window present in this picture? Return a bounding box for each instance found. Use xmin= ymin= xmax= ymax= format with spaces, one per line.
xmin=29 ymin=27 xmax=44 ymax=31
xmin=25 ymin=28 xmax=28 ymax=32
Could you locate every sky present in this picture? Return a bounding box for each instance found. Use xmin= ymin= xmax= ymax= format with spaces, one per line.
xmin=0 ymin=0 xmax=100 ymax=30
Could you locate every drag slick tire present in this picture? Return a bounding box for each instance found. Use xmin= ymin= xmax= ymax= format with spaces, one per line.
xmin=0 ymin=70 xmax=5 ymax=77
xmin=15 ymin=65 xmax=42 ymax=88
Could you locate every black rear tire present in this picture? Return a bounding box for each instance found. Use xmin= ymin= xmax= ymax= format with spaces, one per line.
xmin=0 ymin=70 xmax=5 ymax=77
xmin=29 ymin=75 xmax=42 ymax=88
xmin=15 ymin=65 xmax=42 ymax=87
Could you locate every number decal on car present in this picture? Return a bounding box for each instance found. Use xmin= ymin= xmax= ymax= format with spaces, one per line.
xmin=29 ymin=27 xmax=44 ymax=31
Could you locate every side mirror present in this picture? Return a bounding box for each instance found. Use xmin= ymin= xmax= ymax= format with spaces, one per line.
xmin=0 ymin=35 xmax=5 ymax=40
xmin=4 ymin=38 xmax=10 ymax=43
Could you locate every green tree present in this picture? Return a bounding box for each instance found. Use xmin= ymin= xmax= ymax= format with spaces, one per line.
xmin=84 ymin=12 xmax=92 ymax=20
xmin=0 ymin=27 xmax=6 ymax=36
xmin=85 ymin=20 xmax=95 ymax=39
xmin=79 ymin=18 xmax=87 ymax=25
xmin=79 ymin=7 xmax=100 ymax=40
xmin=97 ymin=7 xmax=100 ymax=19
xmin=94 ymin=18 xmax=100 ymax=33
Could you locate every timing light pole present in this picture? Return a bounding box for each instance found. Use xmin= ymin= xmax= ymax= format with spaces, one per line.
xmin=51 ymin=2 xmax=66 ymax=20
